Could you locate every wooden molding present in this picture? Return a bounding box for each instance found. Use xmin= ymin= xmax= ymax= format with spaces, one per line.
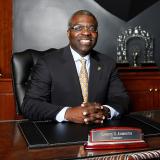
xmin=0 ymin=0 xmax=12 ymax=78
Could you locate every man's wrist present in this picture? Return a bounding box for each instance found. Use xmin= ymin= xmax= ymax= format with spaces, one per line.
xmin=64 ymin=107 xmax=71 ymax=121
xmin=102 ymin=105 xmax=111 ymax=119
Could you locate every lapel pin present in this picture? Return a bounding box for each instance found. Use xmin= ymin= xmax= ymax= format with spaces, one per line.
xmin=97 ymin=66 xmax=101 ymax=71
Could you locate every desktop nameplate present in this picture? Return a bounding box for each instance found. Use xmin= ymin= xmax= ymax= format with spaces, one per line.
xmin=90 ymin=127 xmax=143 ymax=142
xmin=84 ymin=127 xmax=148 ymax=149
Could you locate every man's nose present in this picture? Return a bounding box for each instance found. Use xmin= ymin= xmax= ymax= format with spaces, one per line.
xmin=81 ymin=27 xmax=91 ymax=35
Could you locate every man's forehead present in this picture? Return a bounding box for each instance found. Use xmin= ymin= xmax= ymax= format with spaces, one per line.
xmin=71 ymin=14 xmax=96 ymax=24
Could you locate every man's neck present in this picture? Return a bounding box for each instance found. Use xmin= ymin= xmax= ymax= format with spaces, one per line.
xmin=69 ymin=46 xmax=90 ymax=57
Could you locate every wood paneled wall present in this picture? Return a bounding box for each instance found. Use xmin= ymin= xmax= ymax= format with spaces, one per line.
xmin=0 ymin=0 xmax=12 ymax=78
xmin=0 ymin=0 xmax=15 ymax=120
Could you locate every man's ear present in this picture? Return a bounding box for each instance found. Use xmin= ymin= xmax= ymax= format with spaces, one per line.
xmin=67 ymin=30 xmax=70 ymax=38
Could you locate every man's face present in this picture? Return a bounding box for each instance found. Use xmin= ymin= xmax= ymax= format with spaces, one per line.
xmin=67 ymin=14 xmax=98 ymax=56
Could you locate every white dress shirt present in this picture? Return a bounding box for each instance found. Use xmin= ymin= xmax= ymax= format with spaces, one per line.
xmin=56 ymin=47 xmax=119 ymax=122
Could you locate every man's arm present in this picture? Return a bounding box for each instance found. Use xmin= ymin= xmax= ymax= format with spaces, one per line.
xmin=105 ymin=62 xmax=129 ymax=116
xmin=21 ymin=57 xmax=64 ymax=121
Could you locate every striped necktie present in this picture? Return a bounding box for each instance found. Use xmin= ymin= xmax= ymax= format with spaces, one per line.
xmin=79 ymin=58 xmax=88 ymax=103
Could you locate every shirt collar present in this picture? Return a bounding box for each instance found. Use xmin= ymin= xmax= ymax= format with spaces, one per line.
xmin=70 ymin=46 xmax=90 ymax=62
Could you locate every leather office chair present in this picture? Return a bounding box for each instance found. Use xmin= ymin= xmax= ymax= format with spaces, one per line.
xmin=11 ymin=48 xmax=56 ymax=115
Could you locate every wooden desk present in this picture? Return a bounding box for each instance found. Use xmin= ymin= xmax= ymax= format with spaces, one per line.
xmin=1 ymin=111 xmax=160 ymax=160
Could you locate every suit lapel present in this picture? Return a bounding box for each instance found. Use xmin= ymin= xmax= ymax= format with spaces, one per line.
xmin=88 ymin=53 xmax=103 ymax=102
xmin=62 ymin=46 xmax=83 ymax=103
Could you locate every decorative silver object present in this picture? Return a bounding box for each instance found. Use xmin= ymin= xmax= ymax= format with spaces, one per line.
xmin=132 ymin=51 xmax=139 ymax=67
xmin=117 ymin=26 xmax=155 ymax=66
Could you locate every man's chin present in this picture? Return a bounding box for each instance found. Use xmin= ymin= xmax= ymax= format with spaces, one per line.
xmin=80 ymin=45 xmax=92 ymax=52
xmin=72 ymin=45 xmax=93 ymax=55
xmin=79 ymin=49 xmax=92 ymax=56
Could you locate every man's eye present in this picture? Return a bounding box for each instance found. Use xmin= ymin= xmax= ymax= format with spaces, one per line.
xmin=72 ymin=25 xmax=83 ymax=31
xmin=89 ymin=26 xmax=97 ymax=32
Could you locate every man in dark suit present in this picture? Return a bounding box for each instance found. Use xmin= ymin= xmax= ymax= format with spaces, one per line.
xmin=22 ymin=10 xmax=129 ymax=124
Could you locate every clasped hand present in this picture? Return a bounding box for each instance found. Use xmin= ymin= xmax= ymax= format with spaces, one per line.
xmin=65 ymin=102 xmax=110 ymax=124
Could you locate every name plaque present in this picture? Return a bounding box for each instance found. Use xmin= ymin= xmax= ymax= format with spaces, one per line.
xmin=84 ymin=127 xmax=148 ymax=150
xmin=91 ymin=127 xmax=142 ymax=142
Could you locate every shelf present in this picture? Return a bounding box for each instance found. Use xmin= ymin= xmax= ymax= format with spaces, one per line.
xmin=118 ymin=66 xmax=160 ymax=72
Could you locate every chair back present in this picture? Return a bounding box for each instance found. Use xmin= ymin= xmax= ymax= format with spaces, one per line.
xmin=11 ymin=48 xmax=56 ymax=114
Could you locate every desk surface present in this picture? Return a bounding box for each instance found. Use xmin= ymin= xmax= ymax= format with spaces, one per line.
xmin=1 ymin=110 xmax=160 ymax=160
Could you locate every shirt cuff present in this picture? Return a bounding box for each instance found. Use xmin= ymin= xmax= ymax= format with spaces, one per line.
xmin=102 ymin=105 xmax=119 ymax=119
xmin=55 ymin=107 xmax=70 ymax=122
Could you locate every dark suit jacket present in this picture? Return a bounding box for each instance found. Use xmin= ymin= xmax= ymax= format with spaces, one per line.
xmin=22 ymin=46 xmax=129 ymax=120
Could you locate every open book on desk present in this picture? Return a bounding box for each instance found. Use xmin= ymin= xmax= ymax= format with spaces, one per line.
xmin=18 ymin=114 xmax=160 ymax=149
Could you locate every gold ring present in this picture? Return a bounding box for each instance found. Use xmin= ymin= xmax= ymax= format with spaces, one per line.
xmin=84 ymin=118 xmax=88 ymax=123
xmin=81 ymin=103 xmax=85 ymax=107
xmin=83 ymin=111 xmax=87 ymax=116
xmin=100 ymin=105 xmax=104 ymax=109
xmin=102 ymin=116 xmax=105 ymax=120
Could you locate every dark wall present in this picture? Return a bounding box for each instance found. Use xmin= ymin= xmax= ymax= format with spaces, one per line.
xmin=95 ymin=0 xmax=159 ymax=21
